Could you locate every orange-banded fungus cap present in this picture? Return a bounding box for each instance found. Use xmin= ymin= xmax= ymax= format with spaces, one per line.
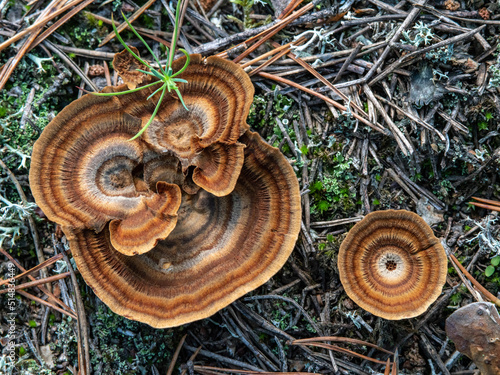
xmin=338 ymin=210 xmax=447 ymax=320
xmin=110 ymin=54 xmax=254 ymax=196
xmin=29 ymin=54 xmax=301 ymax=327
xmin=29 ymin=95 xmax=182 ymax=256
xmin=68 ymin=131 xmax=301 ymax=328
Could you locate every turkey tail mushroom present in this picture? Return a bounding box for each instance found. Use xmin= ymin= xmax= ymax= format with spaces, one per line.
xmin=338 ymin=210 xmax=448 ymax=320
xmin=68 ymin=131 xmax=301 ymax=328
xmin=30 ymin=54 xmax=301 ymax=327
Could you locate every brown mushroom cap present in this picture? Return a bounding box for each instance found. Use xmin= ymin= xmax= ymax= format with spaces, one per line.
xmin=29 ymin=96 xmax=182 ymax=256
xmin=68 ymin=131 xmax=301 ymax=328
xmin=29 ymin=55 xmax=255 ymax=255
xmin=30 ymin=54 xmax=301 ymax=327
xmin=338 ymin=210 xmax=447 ymax=320
xmin=105 ymin=54 xmax=254 ymax=195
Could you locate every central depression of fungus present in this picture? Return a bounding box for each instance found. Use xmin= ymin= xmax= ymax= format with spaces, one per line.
xmin=29 ymin=55 xmax=301 ymax=328
xmin=338 ymin=210 xmax=447 ymax=320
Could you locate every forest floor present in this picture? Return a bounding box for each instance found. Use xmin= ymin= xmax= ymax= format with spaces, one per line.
xmin=1 ymin=0 xmax=500 ymax=374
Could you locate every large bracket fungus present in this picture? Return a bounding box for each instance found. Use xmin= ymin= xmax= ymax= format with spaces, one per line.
xmin=338 ymin=210 xmax=447 ymax=320
xmin=29 ymin=54 xmax=301 ymax=328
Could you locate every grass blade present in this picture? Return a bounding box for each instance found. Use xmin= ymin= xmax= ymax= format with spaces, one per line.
xmin=147 ymin=83 xmax=167 ymax=100
xmin=130 ymin=86 xmax=168 ymax=140
xmin=136 ymin=68 xmax=163 ymax=80
xmin=176 ymin=88 xmax=188 ymax=111
xmin=171 ymin=49 xmax=190 ymax=77
xmin=111 ymin=15 xmax=154 ymax=71
xmin=80 ymin=80 xmax=162 ymax=96
xmin=168 ymin=0 xmax=186 ymax=69
xmin=121 ymin=12 xmax=167 ymax=75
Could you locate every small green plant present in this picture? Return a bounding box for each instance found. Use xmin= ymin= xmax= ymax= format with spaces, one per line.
xmin=485 ymin=256 xmax=500 ymax=277
xmin=248 ymin=93 xmax=294 ymax=131
xmin=229 ymin=0 xmax=271 ymax=29
xmin=309 ymin=152 xmax=355 ymax=217
xmin=86 ymin=1 xmax=190 ymax=140
xmin=478 ymin=111 xmax=493 ymax=131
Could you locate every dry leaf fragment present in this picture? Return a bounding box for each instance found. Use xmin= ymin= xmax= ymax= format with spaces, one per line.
xmin=113 ymin=46 xmax=150 ymax=89
xmin=446 ymin=302 xmax=500 ymax=375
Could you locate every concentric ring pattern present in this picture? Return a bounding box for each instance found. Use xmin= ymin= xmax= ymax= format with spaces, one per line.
xmin=67 ymin=131 xmax=301 ymax=328
xmin=29 ymin=55 xmax=301 ymax=327
xmin=338 ymin=210 xmax=447 ymax=320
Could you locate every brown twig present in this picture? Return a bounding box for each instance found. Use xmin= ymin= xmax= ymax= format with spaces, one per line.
xmin=293 ymin=341 xmax=391 ymax=365
xmin=240 ymin=39 xmax=301 ymax=69
xmin=277 ymin=0 xmax=304 ymax=19
xmin=232 ymin=2 xmax=314 ymax=63
xmin=0 ymin=0 xmax=91 ymax=53
xmin=167 ymin=334 xmax=187 ymax=375
xmin=0 ymin=253 xmax=64 ymax=287
xmin=449 ymin=253 xmax=500 ymax=307
xmin=0 ymin=0 xmax=92 ymax=91
xmin=364 ymin=85 xmax=414 ymax=155
xmin=50 ymin=44 xmax=115 ymax=59
xmin=292 ymin=337 xmax=394 ymax=355
xmin=179 ymin=345 xmax=202 ymax=375
xmin=194 ymin=366 xmax=320 ymax=375
xmin=0 ymin=272 xmax=71 ymax=294
xmin=0 ymin=248 xmax=76 ymax=318
xmin=247 ymin=45 xmax=294 ymax=77
xmin=184 ymin=344 xmax=265 ymax=372
xmin=16 ymin=289 xmax=77 ymax=319
xmin=374 ymin=94 xmax=445 ymax=141
xmin=269 ymin=40 xmax=368 ymax=117
xmin=43 ymin=41 xmax=99 ymax=91
xmin=99 ymin=0 xmax=157 ymax=47
xmin=362 ymin=0 xmax=426 ymax=84
xmin=30 ymin=0 xmax=94 ymax=52
xmin=258 ymin=72 xmax=387 ymax=135
xmin=332 ymin=43 xmax=362 ymax=84
xmin=468 ymin=197 xmax=500 ymax=212
xmin=58 ymin=241 xmax=90 ymax=375
xmin=468 ymin=202 xmax=500 ymax=212
xmin=244 ymin=294 xmax=323 ymax=335
xmin=369 ymin=25 xmax=486 ymax=86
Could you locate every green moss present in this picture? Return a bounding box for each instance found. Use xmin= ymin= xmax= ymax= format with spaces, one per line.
xmin=0 ymin=56 xmax=73 ymax=163
xmin=52 ymin=318 xmax=78 ymax=366
xmin=248 ymin=93 xmax=294 ymax=132
xmin=229 ymin=0 xmax=272 ymax=29
xmin=309 ymin=152 xmax=357 ymax=219
xmin=59 ymin=14 xmax=101 ymax=49
xmin=89 ymin=302 xmax=176 ymax=374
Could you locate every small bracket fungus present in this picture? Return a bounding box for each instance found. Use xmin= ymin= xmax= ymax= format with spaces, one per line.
xmin=29 ymin=54 xmax=301 ymax=328
xmin=446 ymin=302 xmax=500 ymax=375
xmin=338 ymin=210 xmax=447 ymax=320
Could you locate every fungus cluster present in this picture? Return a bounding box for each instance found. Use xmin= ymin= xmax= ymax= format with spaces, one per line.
xmin=29 ymin=54 xmax=301 ymax=328
xmin=338 ymin=210 xmax=447 ymax=320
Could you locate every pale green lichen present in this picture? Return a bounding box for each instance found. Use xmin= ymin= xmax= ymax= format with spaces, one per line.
xmin=0 ymin=196 xmax=36 ymax=247
xmin=88 ymin=302 xmax=175 ymax=374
